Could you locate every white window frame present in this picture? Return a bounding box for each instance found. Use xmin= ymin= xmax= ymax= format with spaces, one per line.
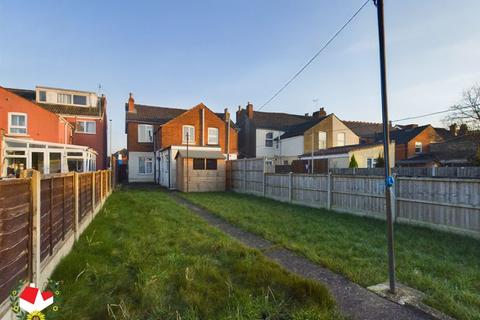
xmin=336 ymin=132 xmax=346 ymax=147
xmin=8 ymin=112 xmax=28 ymax=135
xmin=57 ymin=93 xmax=72 ymax=104
xmin=56 ymin=92 xmax=88 ymax=106
xmin=367 ymin=158 xmax=378 ymax=168
xmin=138 ymin=124 xmax=153 ymax=143
xmin=265 ymin=132 xmax=274 ymax=148
xmin=182 ymin=125 xmax=195 ymax=144
xmin=415 ymin=141 xmax=423 ymax=153
xmin=76 ymin=120 xmax=96 ymax=134
xmin=207 ymin=127 xmax=219 ymax=145
xmin=138 ymin=156 xmax=153 ymax=174
xmin=318 ymin=131 xmax=327 ymax=149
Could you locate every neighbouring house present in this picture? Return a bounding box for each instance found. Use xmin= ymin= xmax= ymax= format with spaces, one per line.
xmin=428 ymin=131 xmax=480 ymax=166
xmin=343 ymin=120 xmax=387 ymax=144
xmin=299 ymin=142 xmax=395 ymax=171
xmin=6 ymin=86 xmax=108 ymax=169
xmin=0 ymin=86 xmax=97 ymax=176
xmin=125 ymin=94 xmax=237 ymax=190
xmin=236 ymin=104 xmax=359 ymax=163
xmin=383 ymin=124 xmax=444 ymax=167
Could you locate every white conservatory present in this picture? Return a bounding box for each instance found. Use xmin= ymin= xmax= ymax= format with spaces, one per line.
xmin=1 ymin=136 xmax=97 ymax=177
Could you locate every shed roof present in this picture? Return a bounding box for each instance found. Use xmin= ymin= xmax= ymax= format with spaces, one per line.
xmin=175 ymin=149 xmax=225 ymax=159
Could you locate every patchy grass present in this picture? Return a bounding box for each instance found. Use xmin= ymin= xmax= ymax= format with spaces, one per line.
xmin=51 ymin=188 xmax=340 ymax=319
xmin=182 ymin=192 xmax=480 ymax=320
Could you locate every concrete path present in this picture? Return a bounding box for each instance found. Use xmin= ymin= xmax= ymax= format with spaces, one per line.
xmin=170 ymin=193 xmax=435 ymax=320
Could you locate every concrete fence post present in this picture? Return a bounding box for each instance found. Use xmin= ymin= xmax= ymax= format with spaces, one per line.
xmin=288 ymin=172 xmax=293 ymax=203
xmin=243 ymin=158 xmax=246 ymax=193
xmin=262 ymin=158 xmax=266 ymax=197
xmin=392 ymin=173 xmax=398 ymax=222
xmin=73 ymin=172 xmax=80 ymax=241
xmin=327 ymin=172 xmax=332 ymax=210
xmin=30 ymin=170 xmax=41 ymax=284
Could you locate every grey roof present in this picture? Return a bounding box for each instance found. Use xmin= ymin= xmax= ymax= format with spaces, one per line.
xmin=343 ymin=121 xmax=385 ymax=139
xmin=126 ymin=104 xmax=187 ymax=124
xmin=300 ymin=142 xmax=383 ymax=158
xmin=5 ymin=88 xmax=36 ymax=100
xmin=175 ymin=149 xmax=225 ymax=159
xmin=249 ymin=110 xmax=313 ymax=131
xmin=280 ymin=117 xmax=328 ymax=139
xmin=388 ymin=125 xmax=430 ymax=144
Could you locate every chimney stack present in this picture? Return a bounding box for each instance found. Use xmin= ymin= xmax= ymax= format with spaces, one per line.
xmin=246 ymin=102 xmax=254 ymax=119
xmin=449 ymin=123 xmax=457 ymax=136
xmin=459 ymin=123 xmax=468 ymax=136
xmin=128 ymin=93 xmax=135 ymax=113
xmin=313 ymin=107 xmax=327 ymax=119
xmin=224 ymin=108 xmax=230 ymax=123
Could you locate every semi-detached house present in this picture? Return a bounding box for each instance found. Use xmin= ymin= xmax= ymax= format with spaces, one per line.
xmin=125 ymin=94 xmax=237 ymax=190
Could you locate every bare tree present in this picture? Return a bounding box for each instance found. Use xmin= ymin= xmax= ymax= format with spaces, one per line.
xmin=444 ymin=85 xmax=480 ymax=130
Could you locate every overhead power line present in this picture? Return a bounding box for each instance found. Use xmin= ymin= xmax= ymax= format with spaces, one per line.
xmin=258 ymin=0 xmax=371 ymax=111
xmin=391 ymin=105 xmax=476 ymax=123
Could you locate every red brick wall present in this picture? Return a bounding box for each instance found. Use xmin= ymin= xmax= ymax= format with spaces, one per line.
xmin=394 ymin=126 xmax=442 ymax=162
xmin=65 ymin=116 xmax=108 ymax=169
xmin=0 ymin=87 xmax=69 ymax=143
xmin=158 ymin=104 xmax=237 ymax=153
xmin=126 ymin=122 xmax=159 ymax=152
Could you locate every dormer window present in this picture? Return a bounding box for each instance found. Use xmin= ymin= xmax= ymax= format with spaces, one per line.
xmin=39 ymin=91 xmax=46 ymax=102
xmin=56 ymin=92 xmax=88 ymax=106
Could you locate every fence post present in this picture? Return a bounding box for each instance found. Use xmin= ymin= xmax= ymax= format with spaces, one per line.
xmin=92 ymin=172 xmax=96 ymax=214
xmin=288 ymin=172 xmax=293 ymax=203
xmin=100 ymin=171 xmax=104 ymax=202
xmin=73 ymin=172 xmax=80 ymax=241
xmin=243 ymin=159 xmax=246 ymax=193
xmin=327 ymin=172 xmax=332 ymax=210
xmin=392 ymin=173 xmax=397 ymax=222
xmin=262 ymin=158 xmax=266 ymax=197
xmin=30 ymin=170 xmax=41 ymax=284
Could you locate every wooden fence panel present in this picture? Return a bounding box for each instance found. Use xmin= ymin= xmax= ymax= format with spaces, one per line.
xmin=397 ymin=177 xmax=480 ymax=233
xmin=332 ymin=175 xmax=385 ymax=218
xmin=245 ymin=159 xmax=264 ymax=195
xmin=40 ymin=178 xmax=51 ymax=261
xmin=0 ymin=179 xmax=31 ymax=303
xmin=265 ymin=174 xmax=289 ymax=201
xmin=291 ymin=174 xmax=329 ymax=208
xmin=63 ymin=175 xmax=74 ymax=235
xmin=78 ymin=173 xmax=92 ymax=222
xmin=102 ymin=171 xmax=107 ymax=199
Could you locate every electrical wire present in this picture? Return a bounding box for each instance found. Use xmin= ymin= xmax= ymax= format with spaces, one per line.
xmin=258 ymin=0 xmax=371 ymax=111
xmin=391 ymin=105 xmax=476 ymax=123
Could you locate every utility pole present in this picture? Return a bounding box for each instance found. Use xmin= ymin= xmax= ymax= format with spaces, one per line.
xmin=186 ymin=132 xmax=189 ymax=193
xmin=374 ymin=0 xmax=396 ymax=294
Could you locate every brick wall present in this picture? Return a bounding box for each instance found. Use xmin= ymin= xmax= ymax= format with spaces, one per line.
xmin=127 ymin=122 xmax=159 ymax=152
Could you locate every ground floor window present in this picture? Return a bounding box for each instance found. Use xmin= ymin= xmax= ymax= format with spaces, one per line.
xmin=5 ymin=157 xmax=27 ymax=178
xmin=367 ymin=158 xmax=377 ymax=168
xmin=139 ymin=156 xmax=153 ymax=174
xmin=68 ymin=159 xmax=84 ymax=172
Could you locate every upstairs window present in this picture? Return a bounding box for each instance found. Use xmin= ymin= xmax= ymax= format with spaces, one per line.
xmin=318 ymin=131 xmax=327 ymax=149
xmin=57 ymin=93 xmax=72 ymax=104
xmin=265 ymin=132 xmax=273 ymax=147
xmin=415 ymin=142 xmax=423 ymax=153
xmin=337 ymin=132 xmax=345 ymax=147
xmin=38 ymin=91 xmax=46 ymax=102
xmin=183 ymin=125 xmax=195 ymax=144
xmin=73 ymin=95 xmax=87 ymax=105
xmin=76 ymin=120 xmax=96 ymax=134
xmin=8 ymin=113 xmax=27 ymax=134
xmin=138 ymin=124 xmax=153 ymax=143
xmin=208 ymin=127 xmax=219 ymax=145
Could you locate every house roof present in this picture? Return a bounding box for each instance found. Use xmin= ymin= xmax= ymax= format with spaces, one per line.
xmin=386 ymin=125 xmax=430 ymax=144
xmin=343 ymin=121 xmax=385 ymax=139
xmin=125 ymin=104 xmax=187 ymax=124
xmin=175 ymin=149 xmax=225 ymax=159
xmin=249 ymin=110 xmax=312 ymax=131
xmin=300 ymin=142 xmax=383 ymax=158
xmin=434 ymin=127 xmax=455 ymax=140
xmin=280 ymin=116 xmax=328 ymax=139
xmin=5 ymin=87 xmax=104 ymax=117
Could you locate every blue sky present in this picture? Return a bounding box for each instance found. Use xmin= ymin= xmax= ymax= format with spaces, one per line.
xmin=1 ymin=0 xmax=479 ymax=151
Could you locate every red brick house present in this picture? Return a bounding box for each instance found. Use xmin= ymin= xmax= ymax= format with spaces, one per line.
xmin=6 ymin=86 xmax=108 ymax=169
xmin=125 ymin=94 xmax=237 ymax=190
xmin=0 ymin=86 xmax=97 ymax=176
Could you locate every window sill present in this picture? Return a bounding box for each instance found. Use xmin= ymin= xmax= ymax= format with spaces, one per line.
xmin=7 ymin=133 xmax=29 ymax=136
xmin=75 ymin=131 xmax=96 ymax=135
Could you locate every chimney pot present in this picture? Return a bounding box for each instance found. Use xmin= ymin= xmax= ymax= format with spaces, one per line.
xmin=224 ymin=108 xmax=230 ymax=122
xmin=313 ymin=107 xmax=327 ymax=119
xmin=449 ymin=123 xmax=457 ymax=136
xmin=246 ymin=102 xmax=254 ymax=119
xmin=128 ymin=93 xmax=135 ymax=113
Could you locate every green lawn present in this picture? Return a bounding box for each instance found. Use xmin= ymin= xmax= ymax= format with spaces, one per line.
xmin=182 ymin=192 xmax=480 ymax=320
xmin=51 ymin=188 xmax=340 ymax=319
